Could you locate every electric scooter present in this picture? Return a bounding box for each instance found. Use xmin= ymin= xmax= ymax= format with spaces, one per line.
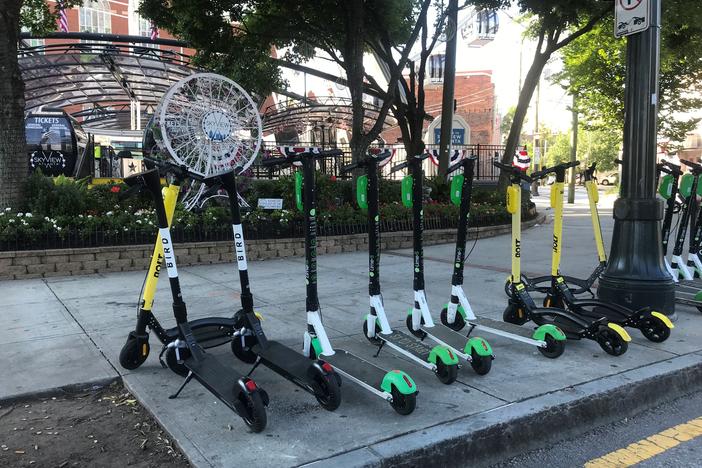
xmin=657 ymin=159 xmax=702 ymax=310
xmin=118 ymin=151 xmax=237 ymax=371
xmin=123 ymin=166 xmax=269 ymax=432
xmin=262 ymin=147 xmax=418 ymax=415
xmin=667 ymin=159 xmax=702 ymax=281
xmin=494 ymin=160 xmax=631 ymax=356
xmin=439 ymin=154 xmax=567 ymax=358
xmin=530 ymin=161 xmax=672 ymax=342
xmin=390 ymin=153 xmax=496 ymax=373
xmin=343 ymin=149 xmax=463 ymax=384
xmin=199 ymin=169 xmax=343 ymax=411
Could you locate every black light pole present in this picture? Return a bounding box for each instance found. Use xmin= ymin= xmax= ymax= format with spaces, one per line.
xmin=597 ymin=0 xmax=676 ymax=316
xmin=438 ymin=0 xmax=458 ymax=176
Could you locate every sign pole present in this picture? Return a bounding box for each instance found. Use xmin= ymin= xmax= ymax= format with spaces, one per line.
xmin=597 ymin=0 xmax=676 ymax=315
xmin=438 ymin=0 xmax=458 ymax=176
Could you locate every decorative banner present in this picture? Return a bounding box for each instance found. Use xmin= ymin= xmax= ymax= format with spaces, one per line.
xmin=426 ymin=149 xmax=465 ymax=167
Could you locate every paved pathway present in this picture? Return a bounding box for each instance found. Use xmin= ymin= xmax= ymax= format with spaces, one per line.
xmin=1 ymin=186 xmax=700 ymax=467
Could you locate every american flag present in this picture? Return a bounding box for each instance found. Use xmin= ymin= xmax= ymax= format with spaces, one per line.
xmin=57 ymin=0 xmax=69 ymax=33
xmin=150 ymin=21 xmax=158 ymax=40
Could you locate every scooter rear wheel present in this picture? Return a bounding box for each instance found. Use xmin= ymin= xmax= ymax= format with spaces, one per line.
xmin=639 ymin=316 xmax=671 ymax=343
xmin=435 ymin=360 xmax=458 ymax=385
xmin=390 ymin=386 xmax=416 ymax=415
xmin=596 ymin=327 xmax=628 ymax=356
xmin=240 ymin=391 xmax=267 ymax=433
xmin=469 ymin=350 xmax=492 ymax=375
xmin=537 ymin=335 xmax=566 ymax=359
xmin=313 ymin=371 xmax=342 ymax=411
xmin=439 ymin=306 xmax=466 ymax=331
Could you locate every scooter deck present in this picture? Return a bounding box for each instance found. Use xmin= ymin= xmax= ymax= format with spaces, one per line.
xmin=677 ymin=279 xmax=702 ymax=294
xmin=379 ymin=330 xmax=433 ymax=363
xmin=164 ymin=317 xmax=235 ymax=349
xmin=469 ymin=316 xmax=544 ymax=344
xmin=419 ymin=324 xmax=471 ymax=357
xmin=184 ymin=354 xmax=246 ymax=412
xmin=321 ymin=349 xmax=388 ymax=390
xmin=253 ymin=341 xmax=319 ymax=384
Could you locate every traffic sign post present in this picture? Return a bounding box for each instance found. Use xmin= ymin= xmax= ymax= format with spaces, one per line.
xmin=615 ymin=0 xmax=650 ymax=38
xmin=598 ymin=0 xmax=676 ymax=316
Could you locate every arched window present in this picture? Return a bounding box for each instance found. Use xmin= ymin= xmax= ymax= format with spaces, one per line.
xmin=79 ymin=0 xmax=112 ymax=34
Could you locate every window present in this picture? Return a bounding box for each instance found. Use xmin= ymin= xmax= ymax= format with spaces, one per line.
xmin=138 ymin=17 xmax=152 ymax=37
xmin=79 ymin=0 xmax=112 ymax=34
xmin=20 ymin=27 xmax=44 ymax=53
xmin=429 ymin=54 xmax=445 ymax=81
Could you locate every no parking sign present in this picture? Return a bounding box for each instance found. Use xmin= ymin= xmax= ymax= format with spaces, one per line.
xmin=615 ymin=0 xmax=650 ymax=38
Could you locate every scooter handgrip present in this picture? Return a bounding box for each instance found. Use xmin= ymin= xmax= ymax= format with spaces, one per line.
xmin=341 ymin=162 xmax=360 ymax=173
xmin=390 ymin=161 xmax=410 ymax=173
xmin=680 ymin=158 xmax=702 ymax=171
xmin=318 ymin=149 xmax=343 ymax=158
xmin=261 ymin=156 xmax=289 ymax=167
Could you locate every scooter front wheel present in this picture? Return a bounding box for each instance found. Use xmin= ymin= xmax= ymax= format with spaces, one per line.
xmin=596 ymin=327 xmax=628 ymax=356
xmin=639 ymin=316 xmax=671 ymax=343
xmin=537 ymin=335 xmax=566 ymax=359
xmin=165 ymin=346 xmax=191 ymax=377
xmin=390 ymin=386 xmax=416 ymax=415
xmin=231 ymin=334 xmax=259 ymax=364
xmin=119 ymin=332 xmax=149 ymax=370
xmin=439 ymin=306 xmax=466 ymax=331
xmin=362 ymin=320 xmax=383 ymax=346
xmin=405 ymin=314 xmax=426 ymax=339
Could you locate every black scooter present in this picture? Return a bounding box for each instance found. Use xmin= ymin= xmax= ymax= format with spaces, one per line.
xmin=202 ymin=170 xmax=343 ymax=411
xmin=124 ymin=164 xmax=269 ymax=432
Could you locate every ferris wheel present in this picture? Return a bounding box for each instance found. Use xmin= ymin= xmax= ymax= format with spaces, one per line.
xmin=152 ymin=72 xmax=263 ymax=178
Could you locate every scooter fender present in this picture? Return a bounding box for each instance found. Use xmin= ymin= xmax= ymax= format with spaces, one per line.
xmin=695 ymin=290 xmax=702 ymax=302
xmin=650 ymin=311 xmax=674 ymax=329
xmin=607 ymin=323 xmax=632 ymax=342
xmin=428 ymin=346 xmax=459 ymax=366
xmin=464 ymin=336 xmax=493 ymax=357
xmin=381 ymin=369 xmax=417 ymax=395
xmin=235 ymin=377 xmax=270 ymax=407
xmin=532 ymin=324 xmax=566 ymax=342
xmin=310 ymin=336 xmax=323 ymax=359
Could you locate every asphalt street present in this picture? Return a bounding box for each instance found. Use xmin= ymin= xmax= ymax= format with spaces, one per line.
xmin=493 ymin=389 xmax=702 ymax=467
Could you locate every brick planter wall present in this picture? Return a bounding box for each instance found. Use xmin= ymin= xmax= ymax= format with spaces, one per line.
xmin=0 ymin=214 xmax=544 ymax=280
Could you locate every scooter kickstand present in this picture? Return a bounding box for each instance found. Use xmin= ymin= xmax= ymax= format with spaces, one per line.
xmin=169 ymin=371 xmax=194 ymax=399
xmin=373 ymin=340 xmax=385 ymax=358
xmin=246 ymin=358 xmax=262 ymax=377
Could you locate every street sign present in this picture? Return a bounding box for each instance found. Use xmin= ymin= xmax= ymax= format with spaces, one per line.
xmin=615 ymin=0 xmax=650 ymax=38
xmin=258 ymin=198 xmax=283 ymax=210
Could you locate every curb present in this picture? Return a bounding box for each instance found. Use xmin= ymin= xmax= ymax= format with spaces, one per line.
xmin=301 ymin=352 xmax=702 ymax=468
xmin=0 ymin=376 xmax=120 ymax=406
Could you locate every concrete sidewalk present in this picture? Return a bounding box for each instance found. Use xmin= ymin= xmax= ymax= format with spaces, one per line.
xmin=1 ymin=186 xmax=701 ymax=467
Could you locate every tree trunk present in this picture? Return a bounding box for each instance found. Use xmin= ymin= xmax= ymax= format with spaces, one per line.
xmin=498 ymin=50 xmax=548 ymax=190
xmin=0 ymin=0 xmax=27 ymax=209
xmin=343 ymin=0 xmax=368 ymax=165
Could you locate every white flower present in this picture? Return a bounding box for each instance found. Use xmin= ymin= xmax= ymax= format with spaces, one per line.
xmin=123 ymin=227 xmax=129 ymax=231
xmin=8 ymin=219 xmax=14 ymax=223
xmin=56 ymin=226 xmax=62 ymax=231
xmin=45 ymin=216 xmax=50 ymax=221
xmin=4 ymin=207 xmax=10 ymax=212
xmin=106 ymin=211 xmax=113 ymax=216
xmin=87 ymin=215 xmax=93 ymax=219
xmin=16 ymin=212 xmax=23 ymax=217
xmin=136 ymin=219 xmax=142 ymax=224
xmin=79 ymin=214 xmax=84 ymax=218
xmin=0 ymin=212 xmax=4 ymax=217
xmin=25 ymin=213 xmax=32 ymax=218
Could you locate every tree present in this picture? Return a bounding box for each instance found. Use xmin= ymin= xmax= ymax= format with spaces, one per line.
xmin=554 ymin=2 xmax=702 ymax=147
xmin=471 ymin=0 xmax=611 ymax=190
xmin=139 ymin=0 xmax=427 ymax=166
xmin=0 ymin=0 xmax=80 ymax=209
xmin=544 ymin=128 xmax=620 ymax=172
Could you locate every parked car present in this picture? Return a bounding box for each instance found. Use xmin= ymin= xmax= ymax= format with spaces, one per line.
xmin=598 ymin=172 xmax=619 ymax=186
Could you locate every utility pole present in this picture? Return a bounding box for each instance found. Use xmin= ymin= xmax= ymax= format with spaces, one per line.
xmin=567 ymin=93 xmax=577 ymax=204
xmin=438 ymin=0 xmax=458 ymax=176
xmin=531 ymin=80 xmax=541 ymax=195
xmin=597 ymin=0 xmax=675 ymax=315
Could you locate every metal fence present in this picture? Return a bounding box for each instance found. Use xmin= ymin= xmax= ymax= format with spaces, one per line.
xmin=250 ymin=142 xmax=504 ymax=181
xmin=0 ymin=210 xmax=512 ymax=252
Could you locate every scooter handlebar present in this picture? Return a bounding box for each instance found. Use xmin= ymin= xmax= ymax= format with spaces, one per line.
xmin=680 ymin=158 xmax=702 ymax=173
xmin=390 ymin=152 xmax=432 ymax=174
xmin=492 ymin=160 xmax=532 ymax=183
xmin=531 ymin=160 xmax=580 ymax=180
xmin=657 ymin=159 xmax=682 ymax=175
xmin=446 ymin=154 xmax=477 ymax=175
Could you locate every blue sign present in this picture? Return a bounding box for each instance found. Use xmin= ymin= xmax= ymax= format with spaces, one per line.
xmin=434 ymin=128 xmax=465 ymax=145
